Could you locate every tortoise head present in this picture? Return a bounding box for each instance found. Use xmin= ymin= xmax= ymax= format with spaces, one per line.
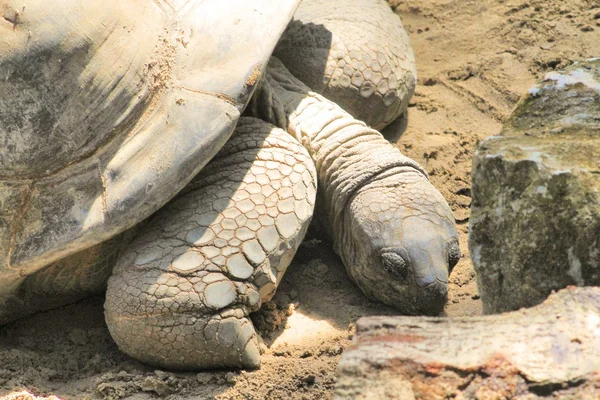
xmin=341 ymin=173 xmax=460 ymax=316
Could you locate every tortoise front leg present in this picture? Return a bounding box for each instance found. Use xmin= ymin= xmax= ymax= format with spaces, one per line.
xmin=104 ymin=117 xmax=316 ymax=369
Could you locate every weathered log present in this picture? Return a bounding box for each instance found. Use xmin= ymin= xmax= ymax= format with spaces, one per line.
xmin=335 ymin=287 xmax=600 ymax=399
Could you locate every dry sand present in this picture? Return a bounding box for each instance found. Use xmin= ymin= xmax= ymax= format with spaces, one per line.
xmin=2 ymin=0 xmax=599 ymax=398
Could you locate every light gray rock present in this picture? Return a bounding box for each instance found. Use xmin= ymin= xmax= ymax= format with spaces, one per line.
xmin=470 ymin=59 xmax=600 ymax=314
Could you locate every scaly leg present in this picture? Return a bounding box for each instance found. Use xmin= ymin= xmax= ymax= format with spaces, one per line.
xmin=104 ymin=117 xmax=316 ymax=369
xmin=275 ymin=0 xmax=416 ymax=130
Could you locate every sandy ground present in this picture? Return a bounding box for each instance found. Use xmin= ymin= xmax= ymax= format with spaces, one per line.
xmin=2 ymin=1 xmax=599 ymax=399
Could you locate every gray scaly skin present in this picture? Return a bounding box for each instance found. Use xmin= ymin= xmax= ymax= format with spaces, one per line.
xmin=104 ymin=59 xmax=459 ymax=369
xmin=105 ymin=2 xmax=459 ymax=369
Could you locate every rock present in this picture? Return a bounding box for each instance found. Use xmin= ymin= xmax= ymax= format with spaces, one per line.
xmin=469 ymin=58 xmax=600 ymax=314
xmin=334 ymin=287 xmax=600 ymax=400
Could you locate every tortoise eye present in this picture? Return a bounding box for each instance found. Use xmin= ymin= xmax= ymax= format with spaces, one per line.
xmin=446 ymin=239 xmax=461 ymax=272
xmin=380 ymin=248 xmax=409 ymax=281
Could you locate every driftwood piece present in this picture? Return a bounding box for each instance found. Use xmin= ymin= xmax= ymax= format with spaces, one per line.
xmin=335 ymin=287 xmax=600 ymax=399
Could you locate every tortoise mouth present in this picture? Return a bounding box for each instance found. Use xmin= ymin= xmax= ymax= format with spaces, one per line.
xmin=387 ymin=279 xmax=448 ymax=315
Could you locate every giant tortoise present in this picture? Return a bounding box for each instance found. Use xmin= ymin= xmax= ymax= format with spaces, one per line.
xmin=0 ymin=0 xmax=460 ymax=369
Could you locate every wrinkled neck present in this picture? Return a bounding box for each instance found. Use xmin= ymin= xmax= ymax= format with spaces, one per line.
xmin=249 ymin=58 xmax=427 ymax=252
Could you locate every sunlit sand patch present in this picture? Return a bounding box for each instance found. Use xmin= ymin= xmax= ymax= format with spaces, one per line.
xmin=270 ymin=309 xmax=341 ymax=348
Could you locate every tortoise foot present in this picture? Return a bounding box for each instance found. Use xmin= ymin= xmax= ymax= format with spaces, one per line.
xmin=106 ymin=266 xmax=262 ymax=369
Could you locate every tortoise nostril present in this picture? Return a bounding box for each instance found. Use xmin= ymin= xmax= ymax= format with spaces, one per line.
xmin=416 ymin=273 xmax=437 ymax=288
